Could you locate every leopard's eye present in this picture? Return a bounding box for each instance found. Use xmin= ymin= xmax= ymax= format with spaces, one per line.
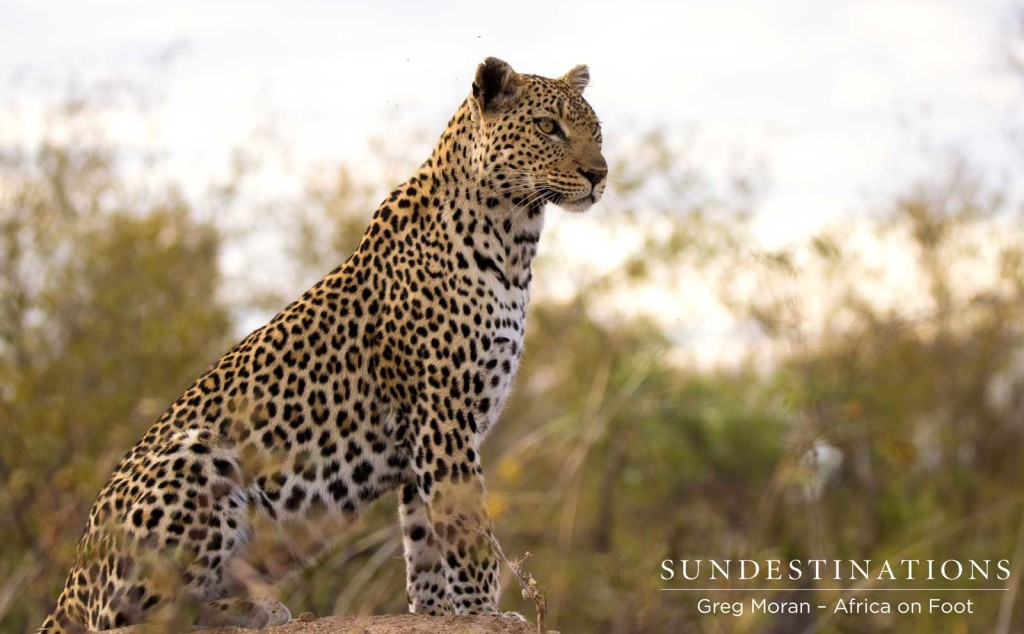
xmin=535 ymin=117 xmax=559 ymax=136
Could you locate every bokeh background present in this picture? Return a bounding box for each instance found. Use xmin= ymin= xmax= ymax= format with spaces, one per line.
xmin=3 ymin=1 xmax=1024 ymax=632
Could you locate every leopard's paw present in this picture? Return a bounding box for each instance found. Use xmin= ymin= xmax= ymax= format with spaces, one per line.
xmin=198 ymin=597 xmax=291 ymax=628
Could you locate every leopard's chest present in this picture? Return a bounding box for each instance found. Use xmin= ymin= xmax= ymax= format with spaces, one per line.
xmin=472 ymin=283 xmax=529 ymax=438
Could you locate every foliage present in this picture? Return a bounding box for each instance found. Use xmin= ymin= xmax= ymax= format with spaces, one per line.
xmin=0 ymin=109 xmax=233 ymax=632
xmin=2 ymin=87 xmax=1024 ymax=634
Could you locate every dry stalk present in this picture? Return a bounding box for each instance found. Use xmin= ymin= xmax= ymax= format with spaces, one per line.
xmin=473 ymin=523 xmax=548 ymax=634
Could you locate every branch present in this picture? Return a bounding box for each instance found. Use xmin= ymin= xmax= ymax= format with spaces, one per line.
xmin=473 ymin=524 xmax=548 ymax=634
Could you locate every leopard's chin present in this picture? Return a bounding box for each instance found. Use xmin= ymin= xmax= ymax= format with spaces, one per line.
xmin=556 ymin=193 xmax=598 ymax=213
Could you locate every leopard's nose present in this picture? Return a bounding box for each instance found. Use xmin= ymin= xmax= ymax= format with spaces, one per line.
xmin=578 ymin=166 xmax=608 ymax=186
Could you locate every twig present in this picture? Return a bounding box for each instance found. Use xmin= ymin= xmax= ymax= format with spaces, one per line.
xmin=474 ymin=524 xmax=548 ymax=634
xmin=996 ymin=501 xmax=1024 ymax=634
xmin=0 ymin=554 xmax=40 ymax=624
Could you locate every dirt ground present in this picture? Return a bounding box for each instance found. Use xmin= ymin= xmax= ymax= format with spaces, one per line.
xmin=108 ymin=614 xmax=547 ymax=634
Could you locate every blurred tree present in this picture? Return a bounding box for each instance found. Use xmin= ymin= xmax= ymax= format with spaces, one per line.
xmin=0 ymin=106 xmax=232 ymax=631
xmin=726 ymin=160 xmax=1024 ymax=632
xmin=5 ymin=77 xmax=1024 ymax=634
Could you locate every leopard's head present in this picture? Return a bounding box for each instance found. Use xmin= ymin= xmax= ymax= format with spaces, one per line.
xmin=468 ymin=57 xmax=607 ymax=213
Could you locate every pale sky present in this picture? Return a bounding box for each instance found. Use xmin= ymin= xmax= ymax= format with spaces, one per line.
xmin=2 ymin=0 xmax=1023 ymax=365
xmin=3 ymin=1 xmax=1021 ymax=230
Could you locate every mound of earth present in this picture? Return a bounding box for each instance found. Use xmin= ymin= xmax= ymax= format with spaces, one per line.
xmin=110 ymin=613 xmax=548 ymax=634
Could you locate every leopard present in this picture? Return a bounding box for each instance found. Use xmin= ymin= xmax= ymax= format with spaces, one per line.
xmin=38 ymin=56 xmax=606 ymax=632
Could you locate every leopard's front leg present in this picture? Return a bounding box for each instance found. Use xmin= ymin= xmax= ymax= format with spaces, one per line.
xmin=399 ymin=482 xmax=453 ymax=615
xmin=409 ymin=412 xmax=501 ymax=615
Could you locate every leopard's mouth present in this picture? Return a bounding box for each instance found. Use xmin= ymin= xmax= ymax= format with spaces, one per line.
xmin=536 ymin=183 xmax=602 ymax=213
xmin=546 ymin=189 xmax=597 ymax=213
xmin=538 ymin=187 xmax=565 ymax=205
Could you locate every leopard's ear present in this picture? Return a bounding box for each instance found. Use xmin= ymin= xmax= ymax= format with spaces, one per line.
xmin=472 ymin=57 xmax=520 ymax=113
xmin=561 ymin=64 xmax=589 ymax=93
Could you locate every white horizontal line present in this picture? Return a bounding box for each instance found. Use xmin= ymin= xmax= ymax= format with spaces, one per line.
xmin=661 ymin=588 xmax=1009 ymax=592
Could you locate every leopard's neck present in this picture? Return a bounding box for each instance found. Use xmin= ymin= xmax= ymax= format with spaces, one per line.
xmin=361 ymin=99 xmax=546 ymax=295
